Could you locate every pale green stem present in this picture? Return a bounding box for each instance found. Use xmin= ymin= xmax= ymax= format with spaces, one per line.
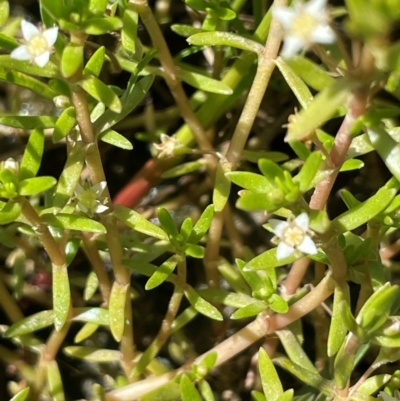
xmin=225 ymin=0 xmax=286 ymax=169
xmin=131 ymin=0 xmax=213 ymax=151
xmin=106 ymin=273 xmax=334 ymax=401
xmin=68 ymin=33 xmax=135 ymax=380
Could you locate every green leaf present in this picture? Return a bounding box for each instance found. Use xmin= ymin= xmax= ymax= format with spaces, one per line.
xmin=122 ymin=6 xmax=138 ymax=55
xmin=94 ymin=75 xmax=154 ymax=132
xmin=2 ymin=69 xmax=57 ymax=99
xmin=0 ymin=55 xmax=59 ymax=78
xmin=180 ymin=374 xmax=203 ymax=401
xmin=286 ymin=78 xmax=354 ymax=142
xmin=184 ymin=285 xmax=223 ymax=320
xmin=188 ymin=31 xmax=264 ymax=54
xmin=0 ymin=115 xmax=57 ymax=129
xmin=64 ymin=346 xmax=120 ymax=362
xmin=9 ymin=387 xmax=30 ymax=401
xmin=0 ymin=32 xmax=18 ymax=50
xmin=171 ymin=24 xmax=204 ymax=37
xmin=242 ymin=150 xmax=288 ymax=163
xmin=74 ymin=322 xmax=99 ymax=343
xmin=146 ymin=255 xmax=178 ymax=290
xmin=73 ymin=307 xmax=109 ymax=325
xmin=53 ymin=264 xmax=71 ymax=331
xmin=357 ymin=283 xmax=399 ymax=333
xmin=20 ymin=128 xmax=44 ymax=180
xmin=46 ymin=361 xmax=65 ymax=401
xmin=328 ymin=285 xmax=349 ymax=357
xmin=333 ymin=187 xmax=396 ymax=232
xmin=109 ymin=282 xmax=129 ymax=341
xmin=230 ymin=301 xmax=266 ymax=319
xmin=98 ymin=129 xmax=133 ymax=150
xmin=286 ymin=56 xmax=335 ymax=92
xmin=227 ymin=171 xmax=272 ymax=193
xmin=340 ymin=159 xmax=364 ymax=172
xmin=114 ymin=204 xmax=168 ymax=240
xmin=188 ymin=205 xmax=214 ymax=244
xmin=275 ymin=357 xmax=334 ymax=393
xmin=158 ymin=207 xmax=180 ymax=240
xmin=367 ymin=125 xmax=400 ymax=182
xmin=53 ymin=107 xmax=77 ymax=143
xmin=184 ymin=243 xmax=205 ymax=258
xmin=84 ymin=46 xmax=105 ymax=77
xmin=251 ymin=391 xmax=266 ymax=401
xmin=81 ymin=17 xmax=123 ymax=35
xmin=198 ymin=380 xmax=215 ymax=401
xmin=4 ymin=310 xmax=54 ymax=337
xmin=89 ymin=0 xmax=108 ymax=15
xmin=84 ymin=271 xmax=99 ymax=301
xmin=244 ymin=248 xmax=297 ymax=271
xmin=53 ymin=141 xmax=86 ymax=208
xmin=357 ymin=374 xmax=391 ymax=395
xmin=19 ymin=176 xmax=57 ymax=196
xmin=41 ymin=213 xmax=106 ymax=234
xmin=275 ymin=57 xmax=313 ymax=109
xmin=162 ymin=160 xmax=206 ymax=179
xmin=177 ymin=69 xmax=233 ymax=95
xmin=213 ymin=163 xmax=231 ymax=212
xmin=61 ymin=42 xmax=83 ymax=78
xmin=294 ymin=151 xmax=323 ymax=192
xmin=276 ymin=330 xmax=317 ymax=373
xmin=258 ymin=347 xmax=283 ymax=401
xmin=0 ymin=201 xmax=21 ymax=225
xmin=268 ymin=293 xmax=289 ymax=313
xmin=79 ymin=75 xmax=122 ymax=113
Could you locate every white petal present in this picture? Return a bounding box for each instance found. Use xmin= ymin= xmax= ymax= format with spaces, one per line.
xmin=298 ymin=235 xmax=317 ymax=255
xmin=276 ymin=242 xmax=295 ymax=260
xmin=43 ymin=26 xmax=59 ymax=46
xmin=91 ymin=181 xmax=107 ymax=196
xmin=304 ymin=0 xmax=328 ymax=16
xmin=311 ymin=25 xmax=336 ymax=44
xmin=272 ymin=7 xmax=295 ymax=29
xmin=280 ymin=35 xmax=305 ymax=58
xmin=294 ymin=212 xmax=309 ymax=231
xmin=269 ymin=219 xmax=288 ymax=238
xmin=95 ymin=204 xmax=109 ymax=214
xmin=10 ymin=45 xmax=31 ymax=60
xmin=34 ymin=51 xmax=50 ymax=67
xmin=21 ymin=20 xmax=39 ymax=41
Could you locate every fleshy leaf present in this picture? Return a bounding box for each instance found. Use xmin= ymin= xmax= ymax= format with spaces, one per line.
xmin=61 ymin=42 xmax=83 ymax=78
xmin=47 ymin=361 xmax=65 ymax=401
xmin=98 ymin=129 xmax=133 ymax=150
xmin=188 ymin=205 xmax=214 ymax=244
xmin=180 ymin=374 xmax=203 ymax=401
xmin=79 ymin=75 xmax=122 ymax=113
xmin=19 ymin=176 xmax=57 ymax=196
xmin=258 ymin=347 xmax=283 ymax=401
xmin=41 ymin=213 xmax=106 ymax=233
xmin=114 ymin=204 xmax=168 ymax=240
xmin=64 ymin=346 xmax=120 ymax=362
xmin=4 ymin=310 xmax=54 ymax=337
xmin=53 ymin=264 xmax=71 ymax=331
xmin=9 ymin=388 xmax=30 ymax=401
xmin=109 ymin=282 xmax=129 ymax=341
xmin=20 ymin=128 xmax=45 ymax=180
xmin=53 ymin=107 xmax=76 ymax=143
xmin=184 ymin=286 xmax=223 ymax=320
xmin=83 ymin=46 xmax=105 ymax=77
xmin=146 ymin=255 xmax=178 ymax=290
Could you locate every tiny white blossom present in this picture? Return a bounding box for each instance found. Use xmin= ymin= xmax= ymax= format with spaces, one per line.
xmin=273 ymin=0 xmax=335 ymax=58
xmin=269 ymin=212 xmax=317 ymax=260
xmin=74 ymin=181 xmax=109 ymax=217
xmin=153 ymin=134 xmax=188 ymax=158
xmin=11 ymin=20 xmax=58 ymax=67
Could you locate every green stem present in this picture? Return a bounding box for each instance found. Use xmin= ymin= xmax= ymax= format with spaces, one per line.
xmin=106 ymin=273 xmax=334 ymax=401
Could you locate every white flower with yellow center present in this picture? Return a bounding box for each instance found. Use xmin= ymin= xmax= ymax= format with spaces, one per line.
xmin=11 ymin=20 xmax=58 ymax=67
xmin=269 ymin=212 xmax=317 ymax=260
xmin=74 ymin=181 xmax=109 ymax=217
xmin=273 ymin=0 xmax=335 ymax=58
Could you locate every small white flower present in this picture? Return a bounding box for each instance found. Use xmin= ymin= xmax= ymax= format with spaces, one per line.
xmin=74 ymin=181 xmax=109 ymax=217
xmin=11 ymin=20 xmax=58 ymax=67
xmin=273 ymin=0 xmax=335 ymax=58
xmin=153 ymin=134 xmax=188 ymax=158
xmin=269 ymin=212 xmax=317 ymax=260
